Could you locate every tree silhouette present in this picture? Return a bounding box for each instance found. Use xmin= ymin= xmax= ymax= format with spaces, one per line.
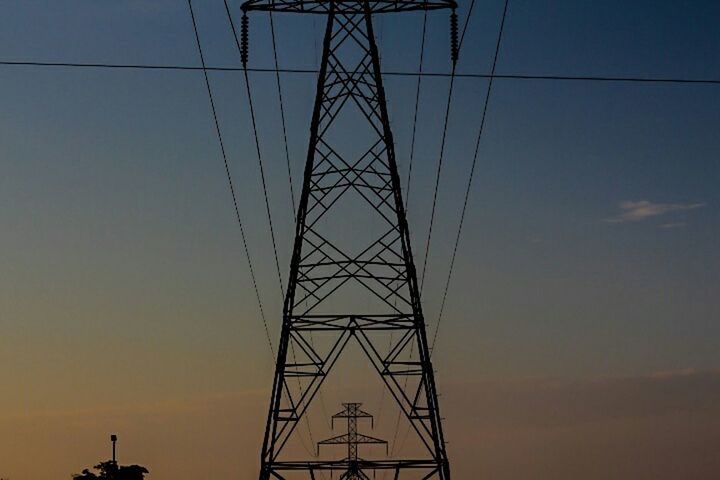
xmin=72 ymin=461 xmax=148 ymax=480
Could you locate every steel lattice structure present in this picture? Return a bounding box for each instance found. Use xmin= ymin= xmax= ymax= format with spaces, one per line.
xmin=240 ymin=0 xmax=456 ymax=478
xmin=317 ymin=403 xmax=387 ymax=479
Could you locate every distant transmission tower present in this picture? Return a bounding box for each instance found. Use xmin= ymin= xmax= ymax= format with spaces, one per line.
xmin=317 ymin=403 xmax=387 ymax=480
xmin=240 ymin=0 xmax=457 ymax=478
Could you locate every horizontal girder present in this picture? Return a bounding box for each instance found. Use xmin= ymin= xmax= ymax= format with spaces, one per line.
xmin=242 ymin=0 xmax=456 ymax=15
xmin=290 ymin=313 xmax=416 ymax=330
xmin=270 ymin=459 xmax=441 ymax=470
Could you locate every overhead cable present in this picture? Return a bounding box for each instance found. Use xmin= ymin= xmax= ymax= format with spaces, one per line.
xmin=404 ymin=11 xmax=429 ymax=209
xmin=431 ymin=0 xmax=511 ymax=356
xmin=185 ymin=0 xmax=275 ymax=357
xmin=2 ymin=60 xmax=719 ymax=85
xmin=222 ymin=0 xmax=286 ymax=301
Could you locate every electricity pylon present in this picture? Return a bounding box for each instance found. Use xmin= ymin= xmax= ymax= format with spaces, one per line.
xmin=240 ymin=0 xmax=457 ymax=478
xmin=317 ymin=403 xmax=387 ymax=480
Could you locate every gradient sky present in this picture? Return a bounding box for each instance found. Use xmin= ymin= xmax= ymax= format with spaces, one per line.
xmin=1 ymin=1 xmax=719 ymax=479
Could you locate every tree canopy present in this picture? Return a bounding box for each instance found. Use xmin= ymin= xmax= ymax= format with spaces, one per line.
xmin=72 ymin=461 xmax=148 ymax=480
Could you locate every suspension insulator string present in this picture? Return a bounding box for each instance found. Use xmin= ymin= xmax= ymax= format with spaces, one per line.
xmin=241 ymin=13 xmax=249 ymax=67
xmin=450 ymin=9 xmax=459 ymax=65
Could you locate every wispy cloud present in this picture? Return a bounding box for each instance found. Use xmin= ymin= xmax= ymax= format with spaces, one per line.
xmin=660 ymin=222 xmax=686 ymax=229
xmin=605 ymin=200 xmax=705 ymax=223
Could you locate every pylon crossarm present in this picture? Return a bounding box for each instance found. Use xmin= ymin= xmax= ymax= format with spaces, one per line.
xmin=271 ymin=459 xmax=440 ymax=470
xmin=317 ymin=436 xmax=388 ymax=456
xmin=352 ymin=433 xmax=388 ymax=445
xmin=332 ymin=409 xmax=372 ymax=419
xmin=242 ymin=0 xmax=456 ymax=14
xmin=318 ymin=433 xmax=351 ymax=445
xmin=290 ymin=314 xmax=416 ymax=331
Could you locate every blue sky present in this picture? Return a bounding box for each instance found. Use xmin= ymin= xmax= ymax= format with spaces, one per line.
xmin=0 ymin=1 xmax=719 ymax=478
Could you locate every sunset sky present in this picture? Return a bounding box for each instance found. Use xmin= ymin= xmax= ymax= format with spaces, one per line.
xmin=1 ymin=1 xmax=719 ymax=479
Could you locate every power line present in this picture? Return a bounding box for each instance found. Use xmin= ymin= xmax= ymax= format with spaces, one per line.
xmin=457 ymin=0 xmax=477 ymax=52
xmin=396 ymin=7 xmax=460 ymax=454
xmin=222 ymin=0 xmax=286 ymax=301
xmin=246 ymin=59 xmax=287 ymax=302
xmin=404 ymin=10 xmax=428 ymax=210
xmin=221 ymin=2 xmax=323 ymax=464
xmin=431 ymin=0 xmax=511 ymax=356
xmin=2 ymin=59 xmax=719 ymax=84
xmin=185 ymin=0 xmax=274 ymax=357
xmin=268 ymin=11 xmax=298 ymax=213
xmin=419 ymin=67 xmax=456 ymax=294
xmin=474 ymin=73 xmax=720 ymax=84
xmin=418 ymin=6 xmax=465 ymax=294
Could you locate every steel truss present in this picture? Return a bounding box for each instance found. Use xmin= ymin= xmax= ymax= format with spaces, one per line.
xmin=240 ymin=1 xmax=456 ymax=478
xmin=317 ymin=403 xmax=387 ymax=480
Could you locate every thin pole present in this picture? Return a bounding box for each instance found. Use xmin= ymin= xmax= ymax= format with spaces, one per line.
xmin=110 ymin=434 xmax=117 ymax=464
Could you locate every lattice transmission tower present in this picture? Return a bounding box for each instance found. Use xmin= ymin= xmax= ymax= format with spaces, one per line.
xmin=239 ymin=0 xmax=458 ymax=478
xmin=317 ymin=403 xmax=387 ymax=480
